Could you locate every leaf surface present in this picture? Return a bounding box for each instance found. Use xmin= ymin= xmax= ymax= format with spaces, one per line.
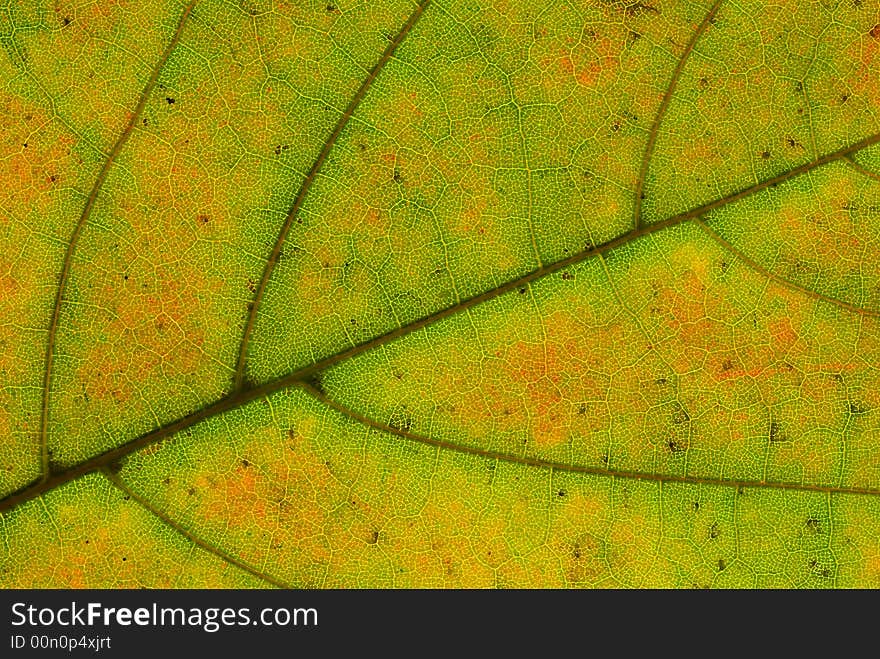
xmin=2 ymin=0 xmax=880 ymax=588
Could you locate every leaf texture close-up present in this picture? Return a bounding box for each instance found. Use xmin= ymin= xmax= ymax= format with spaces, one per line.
xmin=1 ymin=0 xmax=880 ymax=588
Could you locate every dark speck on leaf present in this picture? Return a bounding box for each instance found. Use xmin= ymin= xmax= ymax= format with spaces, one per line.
xmin=624 ymin=2 xmax=659 ymax=18
xmin=709 ymin=522 xmax=720 ymax=539
xmin=557 ymin=490 xmax=566 ymax=497
xmin=671 ymin=405 xmax=690 ymax=425
xmin=241 ymin=459 xmax=251 ymax=468
xmin=62 ymin=16 xmax=71 ymax=26
xmin=393 ymin=169 xmax=402 ymax=184
xmin=761 ymin=150 xmax=771 ymax=159
xmin=561 ymin=272 xmax=573 ymax=280
xmin=308 ymin=373 xmax=325 ymax=394
xmin=849 ymin=401 xmax=868 ymax=415
xmin=388 ymin=410 xmax=413 ymax=432
xmin=518 ymin=287 xmax=526 ymax=294
xmin=166 ymin=97 xmax=175 ymax=104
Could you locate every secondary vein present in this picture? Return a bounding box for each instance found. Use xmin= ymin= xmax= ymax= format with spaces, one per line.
xmin=633 ymin=0 xmax=725 ymax=230
xmin=232 ymin=0 xmax=432 ymax=389
xmin=103 ymin=469 xmax=291 ymax=588
xmin=38 ymin=0 xmax=197 ymax=482
xmin=299 ymin=383 xmax=880 ymax=498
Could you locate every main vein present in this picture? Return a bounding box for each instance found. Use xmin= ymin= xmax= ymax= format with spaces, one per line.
xmin=4 ymin=131 xmax=879 ymax=515
xmin=37 ymin=1 xmax=196 ymax=482
xmin=232 ymin=0 xmax=432 ymax=390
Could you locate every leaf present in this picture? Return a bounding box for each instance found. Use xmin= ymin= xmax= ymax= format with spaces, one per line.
xmin=1 ymin=0 xmax=879 ymax=588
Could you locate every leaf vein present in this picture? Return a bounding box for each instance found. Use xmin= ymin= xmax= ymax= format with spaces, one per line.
xmin=695 ymin=218 xmax=880 ymax=317
xmin=299 ymin=383 xmax=880 ymax=498
xmin=632 ymin=0 xmax=725 ymax=229
xmin=232 ymin=0 xmax=432 ymax=389
xmin=38 ymin=0 xmax=197 ymax=483
xmin=103 ymin=469 xmax=290 ymax=589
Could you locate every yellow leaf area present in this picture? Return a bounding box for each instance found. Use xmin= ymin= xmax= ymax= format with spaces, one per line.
xmin=851 ymin=141 xmax=880 ymax=179
xmin=0 ymin=473 xmax=265 ymax=587
xmin=2 ymin=0 xmax=880 ymax=589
